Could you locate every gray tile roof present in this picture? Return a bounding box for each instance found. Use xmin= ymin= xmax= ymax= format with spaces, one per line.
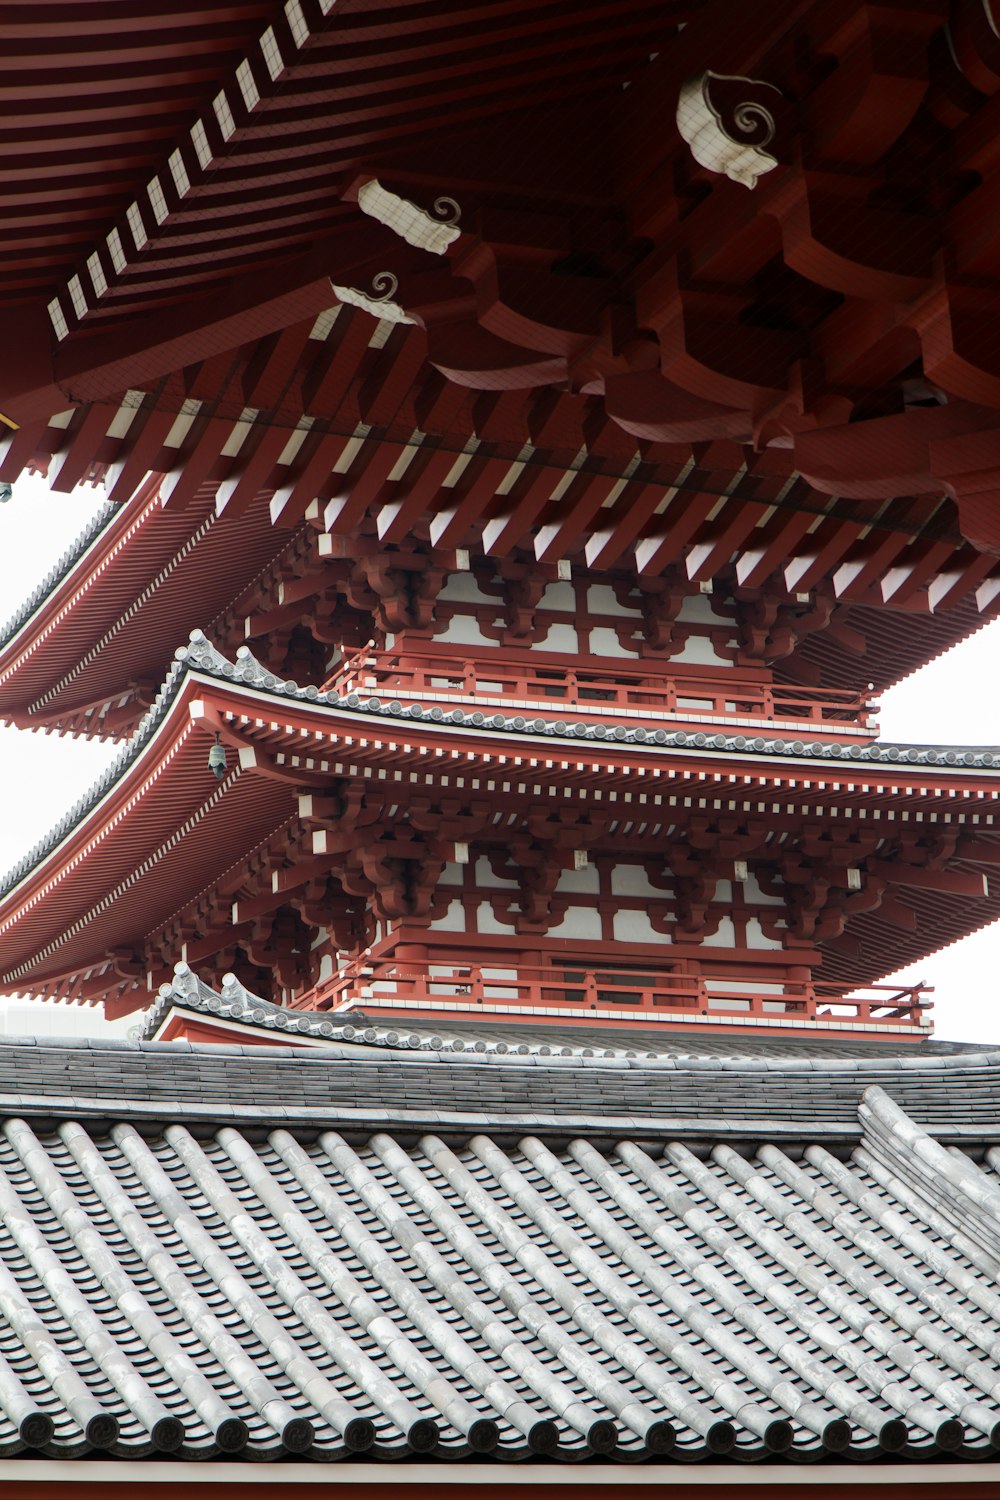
xmin=145 ymin=962 xmax=985 ymax=1061
xmin=0 ymin=1084 xmax=1000 ymax=1462
xmin=2 ymin=1022 xmax=1000 ymax=1144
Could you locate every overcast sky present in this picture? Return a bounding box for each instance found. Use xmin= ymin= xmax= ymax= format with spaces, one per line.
xmin=1 ymin=471 xmax=998 ymax=1041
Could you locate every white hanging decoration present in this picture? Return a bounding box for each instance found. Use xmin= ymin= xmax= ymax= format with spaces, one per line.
xmin=357 ymin=178 xmax=461 ymax=255
xmin=676 ymin=71 xmax=781 ymax=190
xmin=330 ymin=271 xmax=416 ymax=324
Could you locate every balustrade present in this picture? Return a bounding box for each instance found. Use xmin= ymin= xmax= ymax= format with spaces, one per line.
xmin=326 ymin=647 xmax=876 ymax=733
xmin=307 ymin=958 xmax=931 ymax=1032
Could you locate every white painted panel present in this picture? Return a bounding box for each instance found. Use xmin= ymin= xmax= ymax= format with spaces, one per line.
xmin=745 ymin=915 xmax=783 ymax=949
xmin=612 ymin=909 xmax=671 ymax=942
xmin=476 ymin=901 xmax=516 ymax=934
xmin=677 ymin=593 xmax=726 ymax=624
xmin=611 ymin=864 xmax=662 ymax=897
xmin=702 ymin=915 xmax=736 ymax=947
xmin=743 ymin=872 xmax=784 ymax=905
xmin=588 ymin=627 xmax=637 ymax=657
xmin=541 ymin=623 xmax=579 ymax=652
xmin=437 ymin=612 xmax=492 ymax=646
xmin=475 ymin=857 xmax=519 ymax=889
xmin=673 ymin=635 xmax=729 ymax=666
xmin=555 ymin=865 xmax=600 ymax=895
xmin=538 ymin=582 xmax=576 ymax=610
xmin=438 ymin=573 xmax=494 ymax=604
xmin=588 ymin=584 xmax=636 ymax=615
xmin=438 ymin=862 xmax=465 ymax=887
xmin=549 ymin=905 xmax=603 ymax=940
xmin=428 ymin=899 xmax=466 ymax=932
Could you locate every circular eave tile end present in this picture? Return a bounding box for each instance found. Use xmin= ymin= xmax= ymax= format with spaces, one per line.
xmin=468 ymin=1417 xmax=500 ymax=1454
xmin=19 ymin=1412 xmax=54 ymax=1449
xmin=281 ymin=1416 xmax=315 ymax=1453
xmin=528 ymin=1418 xmax=560 ymax=1455
xmin=879 ymin=1419 xmax=909 ymax=1454
xmin=645 ymin=1419 xmax=676 ymax=1455
xmin=587 ymin=1418 xmax=618 ymax=1453
xmin=407 ymin=1417 xmax=440 ymax=1453
xmin=822 ymin=1418 xmax=853 ymax=1453
xmin=707 ymin=1420 xmax=736 ymax=1455
xmin=85 ymin=1412 xmax=120 ymax=1450
xmin=344 ymin=1416 xmax=377 ymax=1453
xmin=763 ymin=1418 xmax=794 ymax=1454
xmin=216 ymin=1416 xmax=249 ymax=1453
xmin=936 ymin=1418 xmax=964 ymax=1452
xmin=151 ymin=1414 xmax=185 ymax=1452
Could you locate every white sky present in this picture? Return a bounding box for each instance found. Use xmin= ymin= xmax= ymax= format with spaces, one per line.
xmin=0 ymin=473 xmax=998 ymax=1042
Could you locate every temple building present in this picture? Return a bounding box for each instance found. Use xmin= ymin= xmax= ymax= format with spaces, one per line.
xmin=4 ymin=0 xmax=1000 ymax=1491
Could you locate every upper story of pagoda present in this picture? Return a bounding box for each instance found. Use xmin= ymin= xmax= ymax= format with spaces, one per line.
xmin=1 ymin=455 xmax=996 ymax=746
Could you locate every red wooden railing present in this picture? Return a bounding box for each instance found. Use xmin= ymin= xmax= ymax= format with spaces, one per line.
xmin=309 ymin=959 xmax=931 ymax=1030
xmin=326 ymin=647 xmax=876 ymax=731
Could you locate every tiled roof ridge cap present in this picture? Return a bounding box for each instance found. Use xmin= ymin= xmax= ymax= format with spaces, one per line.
xmin=189 ymin=634 xmax=1000 ymax=766
xmin=3 ymin=627 xmax=1000 ymax=900
xmin=134 ymin=965 xmax=1000 ymax=1070
xmin=860 ymin=1083 xmax=1000 ymax=1265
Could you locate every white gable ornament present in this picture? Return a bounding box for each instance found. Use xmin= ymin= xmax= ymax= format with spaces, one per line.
xmin=677 ymin=70 xmax=782 ymax=189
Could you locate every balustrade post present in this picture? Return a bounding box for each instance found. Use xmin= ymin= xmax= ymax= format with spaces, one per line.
xmin=471 ymin=966 xmax=485 ymax=1006
xmin=584 ymin=969 xmax=598 ymax=1009
xmin=567 ymin=671 xmax=579 ymax=705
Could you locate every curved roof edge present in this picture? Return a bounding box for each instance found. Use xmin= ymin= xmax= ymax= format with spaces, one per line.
xmin=0 ymin=496 xmax=123 ymax=651
xmin=4 ymin=628 xmax=1000 ymax=900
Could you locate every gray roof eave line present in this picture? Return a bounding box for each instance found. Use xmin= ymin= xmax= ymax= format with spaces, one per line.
xmin=4 ymin=627 xmax=1000 ymax=902
xmin=0 ymin=500 xmax=121 ymax=654
xmin=187 ymin=638 xmax=1000 ymax=771
xmin=0 ymin=1091 xmax=872 ymax=1139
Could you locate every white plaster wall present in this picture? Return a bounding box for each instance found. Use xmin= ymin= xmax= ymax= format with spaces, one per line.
xmin=555 ymin=865 xmax=601 ymax=895
xmin=427 ymin=899 xmax=466 ymax=932
xmin=475 ymin=856 xmax=519 ymax=889
xmin=702 ymin=915 xmax=736 ymax=947
xmin=672 ymin=635 xmax=730 ymax=666
xmin=613 ymin=909 xmax=671 ymax=943
xmin=438 ymin=862 xmax=465 ymax=887
xmin=437 ymin=573 xmax=494 ymax=604
xmin=476 ymin=901 xmax=516 ymax=934
xmin=587 ymin=627 xmax=637 ymax=657
xmin=438 ymin=612 xmax=492 ymax=646
xmin=540 ymin=622 xmax=579 ymax=652
xmin=742 ymin=872 xmax=784 ymax=905
xmin=538 ymin=582 xmax=577 ymax=611
xmin=676 ymin=594 xmax=726 ymax=625
xmin=704 ymin=978 xmax=784 ymax=994
xmin=745 ymin=915 xmax=783 ymax=949
xmin=548 ymin=905 xmax=603 ymax=940
xmin=588 ymin=584 xmax=636 ymax=615
xmin=611 ymin=864 xmax=662 ymax=897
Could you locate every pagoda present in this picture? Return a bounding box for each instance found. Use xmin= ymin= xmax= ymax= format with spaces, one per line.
xmin=3 ymin=0 xmax=1000 ymax=1037
xmin=5 ymin=0 xmax=1000 ymax=1490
